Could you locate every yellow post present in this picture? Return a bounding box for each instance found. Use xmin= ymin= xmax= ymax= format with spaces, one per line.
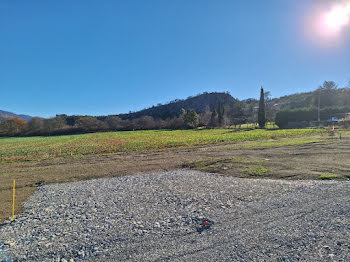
xmin=11 ymin=179 xmax=15 ymax=221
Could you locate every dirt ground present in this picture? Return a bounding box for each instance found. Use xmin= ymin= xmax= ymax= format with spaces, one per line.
xmin=1 ymin=137 xmax=349 ymax=223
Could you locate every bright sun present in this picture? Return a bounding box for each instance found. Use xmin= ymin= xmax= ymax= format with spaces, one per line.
xmin=323 ymin=3 xmax=350 ymax=33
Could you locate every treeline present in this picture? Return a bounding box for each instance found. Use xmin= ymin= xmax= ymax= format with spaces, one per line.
xmin=273 ymin=81 xmax=350 ymax=110
xmin=275 ymin=106 xmax=350 ymax=128
xmin=2 ymin=81 xmax=349 ymax=136
xmin=274 ymin=81 xmax=350 ymax=128
xmin=0 ymin=115 xmax=184 ymax=137
xmin=0 ymin=102 xmax=248 ymax=137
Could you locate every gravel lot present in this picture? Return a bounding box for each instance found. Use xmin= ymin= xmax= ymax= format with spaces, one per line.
xmin=1 ymin=170 xmax=350 ymax=261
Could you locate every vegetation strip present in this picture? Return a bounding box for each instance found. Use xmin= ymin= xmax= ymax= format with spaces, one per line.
xmin=0 ymin=129 xmax=321 ymax=163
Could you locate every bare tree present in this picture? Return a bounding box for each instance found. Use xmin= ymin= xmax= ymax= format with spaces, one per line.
xmin=106 ymin=116 xmax=123 ymax=130
xmin=132 ymin=116 xmax=156 ymax=130
xmin=27 ymin=117 xmax=44 ymax=135
xmin=199 ymin=106 xmax=211 ymax=127
xmin=76 ymin=117 xmax=107 ymax=132
xmin=0 ymin=117 xmax=27 ymax=136
xmin=264 ymin=91 xmax=275 ymax=125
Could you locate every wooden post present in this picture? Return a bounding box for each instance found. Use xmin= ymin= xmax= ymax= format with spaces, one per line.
xmin=11 ymin=179 xmax=16 ymax=221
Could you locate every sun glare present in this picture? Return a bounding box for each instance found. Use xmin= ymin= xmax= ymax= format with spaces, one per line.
xmin=323 ymin=3 xmax=350 ymax=34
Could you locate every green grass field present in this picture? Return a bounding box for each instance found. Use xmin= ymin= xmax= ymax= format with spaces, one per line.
xmin=0 ymin=128 xmax=322 ymax=163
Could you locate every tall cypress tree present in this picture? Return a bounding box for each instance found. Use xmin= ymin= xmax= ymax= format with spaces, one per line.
xmin=258 ymin=87 xmax=266 ymax=128
xmin=217 ymin=99 xmax=225 ymax=127
xmin=209 ymin=109 xmax=218 ymax=128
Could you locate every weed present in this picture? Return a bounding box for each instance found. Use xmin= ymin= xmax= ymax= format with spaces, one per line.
xmin=325 ymin=126 xmax=336 ymax=137
xmin=248 ymin=167 xmax=269 ymax=176
xmin=318 ymin=173 xmax=340 ymax=180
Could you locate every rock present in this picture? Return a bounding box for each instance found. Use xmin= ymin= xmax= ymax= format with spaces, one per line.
xmin=4 ymin=241 xmax=16 ymax=247
xmin=78 ymin=250 xmax=85 ymax=258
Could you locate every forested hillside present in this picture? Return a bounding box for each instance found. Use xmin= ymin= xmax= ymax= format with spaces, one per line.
xmin=270 ymin=81 xmax=350 ymax=110
xmin=117 ymin=92 xmax=237 ymax=120
xmin=272 ymin=81 xmax=350 ymax=127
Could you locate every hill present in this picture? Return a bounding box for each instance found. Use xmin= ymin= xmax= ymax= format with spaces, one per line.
xmin=117 ymin=92 xmax=237 ymax=120
xmin=0 ymin=110 xmax=32 ymax=122
xmin=269 ymin=86 xmax=350 ymax=110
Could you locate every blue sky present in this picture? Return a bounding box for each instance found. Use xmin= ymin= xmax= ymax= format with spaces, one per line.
xmin=1 ymin=0 xmax=350 ymax=117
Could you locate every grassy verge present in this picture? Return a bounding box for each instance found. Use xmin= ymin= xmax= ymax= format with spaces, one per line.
xmin=318 ymin=173 xmax=342 ymax=180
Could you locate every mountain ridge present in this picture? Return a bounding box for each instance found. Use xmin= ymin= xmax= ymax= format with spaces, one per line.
xmin=116 ymin=92 xmax=238 ymax=120
xmin=0 ymin=110 xmax=33 ymax=122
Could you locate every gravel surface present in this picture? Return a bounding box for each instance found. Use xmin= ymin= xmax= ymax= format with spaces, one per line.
xmin=1 ymin=170 xmax=350 ymax=261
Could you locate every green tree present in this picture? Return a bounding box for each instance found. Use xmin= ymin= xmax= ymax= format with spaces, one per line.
xmin=217 ymin=100 xmax=225 ymax=126
xmin=258 ymin=87 xmax=266 ymax=128
xmin=208 ymin=110 xmax=218 ymax=128
xmin=183 ymin=109 xmax=199 ymax=129
xmin=313 ymin=81 xmax=338 ymax=108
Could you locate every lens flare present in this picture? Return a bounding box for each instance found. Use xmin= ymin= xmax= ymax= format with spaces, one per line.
xmin=322 ymin=3 xmax=350 ymax=34
xmin=303 ymin=1 xmax=350 ymax=47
